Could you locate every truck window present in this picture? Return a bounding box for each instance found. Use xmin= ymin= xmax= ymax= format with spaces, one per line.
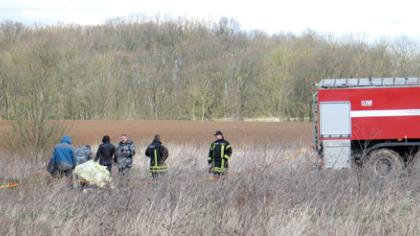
xmin=320 ymin=102 xmax=351 ymax=138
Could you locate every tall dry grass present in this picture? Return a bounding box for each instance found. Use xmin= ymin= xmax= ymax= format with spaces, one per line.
xmin=1 ymin=143 xmax=420 ymax=235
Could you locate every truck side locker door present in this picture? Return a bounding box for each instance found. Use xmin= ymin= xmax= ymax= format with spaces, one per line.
xmin=320 ymin=101 xmax=351 ymax=169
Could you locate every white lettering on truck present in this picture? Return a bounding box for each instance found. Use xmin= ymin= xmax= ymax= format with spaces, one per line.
xmin=361 ymin=100 xmax=373 ymax=107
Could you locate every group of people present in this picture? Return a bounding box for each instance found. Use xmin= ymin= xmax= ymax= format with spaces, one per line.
xmin=95 ymin=134 xmax=137 ymax=176
xmin=47 ymin=130 xmax=233 ymax=183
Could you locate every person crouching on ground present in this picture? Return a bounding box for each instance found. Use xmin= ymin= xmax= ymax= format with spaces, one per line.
xmin=114 ymin=134 xmax=136 ymax=177
xmin=145 ymin=135 xmax=169 ymax=179
xmin=47 ymin=135 xmax=76 ymax=185
xmin=95 ymin=135 xmax=116 ymax=173
xmin=208 ymin=130 xmax=232 ymax=178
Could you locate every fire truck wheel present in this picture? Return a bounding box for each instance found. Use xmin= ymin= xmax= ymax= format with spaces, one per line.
xmin=407 ymin=151 xmax=420 ymax=176
xmin=366 ymin=149 xmax=404 ymax=178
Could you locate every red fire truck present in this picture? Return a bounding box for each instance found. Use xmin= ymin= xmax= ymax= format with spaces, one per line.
xmin=313 ymin=77 xmax=420 ymax=177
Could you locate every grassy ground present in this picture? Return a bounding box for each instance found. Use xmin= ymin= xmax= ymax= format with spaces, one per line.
xmin=1 ymin=142 xmax=420 ymax=235
xmin=1 ymin=121 xmax=420 ymax=235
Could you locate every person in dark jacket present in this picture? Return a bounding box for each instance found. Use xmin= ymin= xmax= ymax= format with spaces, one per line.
xmin=145 ymin=135 xmax=169 ymax=179
xmin=208 ymin=130 xmax=232 ymax=177
xmin=47 ymin=135 xmax=76 ymax=179
xmin=95 ymin=135 xmax=116 ymax=173
xmin=114 ymin=134 xmax=136 ymax=176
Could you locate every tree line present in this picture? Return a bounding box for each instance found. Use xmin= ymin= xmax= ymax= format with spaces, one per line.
xmin=0 ymin=17 xmax=419 ymax=121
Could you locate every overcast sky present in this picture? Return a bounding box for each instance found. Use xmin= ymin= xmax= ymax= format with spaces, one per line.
xmin=1 ymin=0 xmax=419 ymax=41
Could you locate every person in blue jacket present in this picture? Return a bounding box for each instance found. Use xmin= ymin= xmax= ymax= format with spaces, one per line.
xmin=47 ymin=135 xmax=76 ymax=179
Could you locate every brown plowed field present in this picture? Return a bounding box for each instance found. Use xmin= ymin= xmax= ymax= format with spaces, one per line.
xmin=0 ymin=120 xmax=311 ymax=146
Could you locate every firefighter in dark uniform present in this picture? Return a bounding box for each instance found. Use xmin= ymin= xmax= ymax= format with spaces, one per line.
xmin=208 ymin=130 xmax=232 ymax=177
xmin=145 ymin=135 xmax=169 ymax=179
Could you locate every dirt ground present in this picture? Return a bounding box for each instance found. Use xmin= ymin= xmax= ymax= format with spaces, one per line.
xmin=0 ymin=120 xmax=312 ymax=146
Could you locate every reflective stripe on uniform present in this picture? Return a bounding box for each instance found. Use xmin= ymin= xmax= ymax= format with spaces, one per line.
xmin=154 ymin=149 xmax=158 ymax=168
xmin=150 ymin=166 xmax=167 ymax=169
xmin=150 ymin=148 xmax=168 ymax=173
xmin=212 ymin=167 xmax=225 ymax=173
xmin=225 ymin=144 xmax=231 ymax=160
xmin=150 ymin=170 xmax=167 ymax=173
xmin=221 ymin=144 xmax=225 ymax=171
xmin=150 ymin=165 xmax=167 ymax=173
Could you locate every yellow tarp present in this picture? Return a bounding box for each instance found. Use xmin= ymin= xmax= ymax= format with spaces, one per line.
xmin=74 ymin=160 xmax=111 ymax=188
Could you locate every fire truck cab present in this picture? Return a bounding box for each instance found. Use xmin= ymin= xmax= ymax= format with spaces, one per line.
xmin=313 ymin=77 xmax=420 ymax=177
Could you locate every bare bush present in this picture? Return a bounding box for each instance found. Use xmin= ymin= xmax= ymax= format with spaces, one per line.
xmin=1 ymin=119 xmax=68 ymax=164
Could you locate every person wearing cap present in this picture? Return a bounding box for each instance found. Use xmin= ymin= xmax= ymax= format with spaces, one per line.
xmin=145 ymin=135 xmax=169 ymax=179
xmin=208 ymin=130 xmax=232 ymax=176
xmin=95 ymin=135 xmax=116 ymax=173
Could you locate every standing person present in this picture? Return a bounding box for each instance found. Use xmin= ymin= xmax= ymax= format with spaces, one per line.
xmin=114 ymin=134 xmax=136 ymax=176
xmin=47 ymin=135 xmax=76 ymax=183
xmin=208 ymin=130 xmax=232 ymax=177
xmin=95 ymin=135 xmax=116 ymax=173
xmin=74 ymin=145 xmax=93 ymax=166
xmin=145 ymin=135 xmax=169 ymax=179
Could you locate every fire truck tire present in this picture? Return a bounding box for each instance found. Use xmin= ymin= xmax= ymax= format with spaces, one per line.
xmin=366 ymin=149 xmax=404 ymax=178
xmin=408 ymin=151 xmax=420 ymax=176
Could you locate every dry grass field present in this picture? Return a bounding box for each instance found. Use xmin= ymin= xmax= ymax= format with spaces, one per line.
xmin=1 ymin=121 xmax=420 ymax=235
